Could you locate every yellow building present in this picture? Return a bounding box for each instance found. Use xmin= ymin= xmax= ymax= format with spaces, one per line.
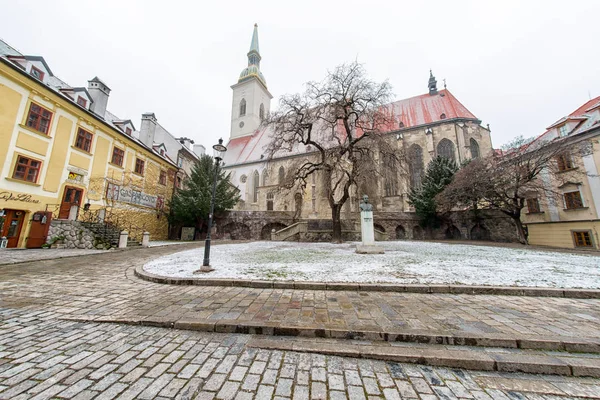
xmin=522 ymin=96 xmax=600 ymax=250
xmin=0 ymin=42 xmax=177 ymax=248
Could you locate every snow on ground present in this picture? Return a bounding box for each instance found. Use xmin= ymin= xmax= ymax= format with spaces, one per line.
xmin=143 ymin=241 xmax=600 ymax=288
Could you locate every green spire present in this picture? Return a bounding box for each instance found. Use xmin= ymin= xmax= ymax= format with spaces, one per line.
xmin=247 ymin=23 xmax=261 ymax=67
xmin=249 ymin=23 xmax=260 ymax=55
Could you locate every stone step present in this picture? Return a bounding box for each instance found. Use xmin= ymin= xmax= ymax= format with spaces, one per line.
xmin=244 ymin=336 xmax=600 ymax=378
xmin=62 ymin=315 xmax=600 ymax=378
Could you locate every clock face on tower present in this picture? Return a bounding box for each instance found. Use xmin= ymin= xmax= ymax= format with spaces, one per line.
xmin=239 ymin=121 xmax=245 ymax=128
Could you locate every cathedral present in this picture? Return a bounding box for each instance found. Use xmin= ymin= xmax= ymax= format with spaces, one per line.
xmin=220 ymin=25 xmax=496 ymax=241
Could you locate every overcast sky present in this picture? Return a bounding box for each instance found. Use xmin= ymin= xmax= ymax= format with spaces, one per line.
xmin=2 ymin=0 xmax=599 ymax=151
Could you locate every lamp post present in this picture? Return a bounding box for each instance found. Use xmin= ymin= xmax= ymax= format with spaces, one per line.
xmin=201 ymin=138 xmax=227 ymax=272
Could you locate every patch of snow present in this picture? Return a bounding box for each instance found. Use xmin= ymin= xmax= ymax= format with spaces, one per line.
xmin=143 ymin=241 xmax=600 ymax=289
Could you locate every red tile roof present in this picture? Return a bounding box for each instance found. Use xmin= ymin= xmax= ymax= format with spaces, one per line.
xmin=389 ymin=89 xmax=477 ymax=129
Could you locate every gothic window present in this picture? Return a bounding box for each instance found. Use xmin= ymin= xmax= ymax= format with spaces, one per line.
xmin=278 ymin=166 xmax=285 ymax=186
xmin=259 ymin=103 xmax=265 ymax=120
xmin=266 ymin=192 xmax=274 ymax=211
xmin=437 ymin=138 xmax=456 ymax=161
xmin=261 ymin=169 xmax=268 ymax=186
xmin=239 ymin=99 xmax=246 ymax=117
xmin=253 ymin=170 xmax=259 ymax=203
xmin=408 ymin=144 xmax=424 ymax=189
xmin=470 ymin=138 xmax=480 ymax=159
xmin=382 ymin=154 xmax=398 ymax=197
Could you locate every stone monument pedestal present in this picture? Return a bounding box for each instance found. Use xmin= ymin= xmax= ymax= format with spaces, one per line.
xmin=356 ymin=244 xmax=384 ymax=254
xmin=356 ymin=197 xmax=384 ymax=254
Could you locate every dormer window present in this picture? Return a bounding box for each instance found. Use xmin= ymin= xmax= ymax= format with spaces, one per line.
xmin=240 ymin=99 xmax=247 ymax=117
xmin=160 ymin=149 xmax=165 ymax=156
xmin=440 ymin=113 xmax=447 ymax=120
xmin=559 ymin=124 xmax=568 ymax=137
xmin=77 ymin=96 xmax=87 ymax=107
xmin=125 ymin=127 xmax=132 ymax=135
xmin=399 ymin=121 xmax=405 ymax=128
xmin=30 ymin=66 xmax=44 ymax=81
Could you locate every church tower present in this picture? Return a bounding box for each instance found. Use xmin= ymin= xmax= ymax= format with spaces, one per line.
xmin=230 ymin=24 xmax=273 ymax=139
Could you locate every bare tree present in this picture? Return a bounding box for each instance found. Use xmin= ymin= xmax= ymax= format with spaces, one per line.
xmin=437 ymin=135 xmax=580 ymax=244
xmin=264 ymin=62 xmax=397 ymax=242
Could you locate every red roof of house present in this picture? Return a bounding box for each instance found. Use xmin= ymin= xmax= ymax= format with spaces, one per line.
xmin=569 ymin=96 xmax=600 ymax=117
xmin=530 ymin=95 xmax=600 ymax=148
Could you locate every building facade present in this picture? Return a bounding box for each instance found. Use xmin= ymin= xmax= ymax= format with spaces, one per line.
xmin=220 ymin=25 xmax=496 ymax=240
xmin=521 ymin=97 xmax=600 ymax=249
xmin=0 ymin=41 xmax=181 ymax=247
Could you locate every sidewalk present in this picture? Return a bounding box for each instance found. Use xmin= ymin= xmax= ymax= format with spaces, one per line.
xmin=0 ymin=240 xmax=193 ymax=265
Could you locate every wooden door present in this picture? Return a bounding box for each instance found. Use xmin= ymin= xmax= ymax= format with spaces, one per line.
xmin=59 ymin=186 xmax=83 ymax=219
xmin=26 ymin=211 xmax=53 ymax=248
xmin=1 ymin=209 xmax=25 ymax=248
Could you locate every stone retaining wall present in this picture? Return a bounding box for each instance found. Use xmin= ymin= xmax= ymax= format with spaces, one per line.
xmin=47 ymin=220 xmax=109 ymax=250
xmin=214 ymin=209 xmax=519 ymax=242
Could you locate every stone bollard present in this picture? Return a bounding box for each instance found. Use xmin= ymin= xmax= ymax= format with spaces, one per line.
xmin=118 ymin=231 xmax=128 ymax=249
xmin=142 ymin=232 xmax=150 ymax=247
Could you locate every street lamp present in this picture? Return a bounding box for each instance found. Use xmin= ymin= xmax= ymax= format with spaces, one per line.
xmin=201 ymin=138 xmax=227 ymax=272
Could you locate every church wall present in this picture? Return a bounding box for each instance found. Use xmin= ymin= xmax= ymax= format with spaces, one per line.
xmin=225 ymin=119 xmax=494 ymax=221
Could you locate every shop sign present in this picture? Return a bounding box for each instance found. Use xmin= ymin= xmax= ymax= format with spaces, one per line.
xmin=0 ymin=191 xmax=41 ymax=204
xmin=106 ymin=183 xmax=158 ymax=209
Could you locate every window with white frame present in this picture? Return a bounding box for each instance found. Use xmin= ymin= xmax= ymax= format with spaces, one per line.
xmin=559 ymin=124 xmax=568 ymax=137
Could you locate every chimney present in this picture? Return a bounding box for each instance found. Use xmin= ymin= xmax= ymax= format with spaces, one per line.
xmin=139 ymin=113 xmax=157 ymax=147
xmin=177 ymin=137 xmax=194 ymax=150
xmin=87 ymin=77 xmax=111 ymax=117
xmin=193 ymin=144 xmax=206 ymax=156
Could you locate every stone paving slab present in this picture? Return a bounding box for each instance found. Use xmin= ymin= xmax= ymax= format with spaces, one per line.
xmin=1 ymin=244 xmax=600 ymax=356
xmin=136 ymin=265 xmax=600 ymax=299
xmin=2 ymin=308 xmax=600 ymax=399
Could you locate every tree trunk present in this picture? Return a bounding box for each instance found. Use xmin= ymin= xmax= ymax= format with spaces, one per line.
xmin=331 ymin=204 xmax=342 ymax=243
xmin=513 ymin=216 xmax=528 ymax=245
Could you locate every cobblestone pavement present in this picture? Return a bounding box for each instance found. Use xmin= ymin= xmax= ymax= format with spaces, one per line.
xmin=2 ymin=308 xmax=600 ymax=400
xmin=0 ymin=245 xmax=599 ymax=341
xmin=0 ymin=242 xmax=191 ymax=266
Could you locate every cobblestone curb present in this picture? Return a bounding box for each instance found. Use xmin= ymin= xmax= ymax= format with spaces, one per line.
xmin=134 ymin=265 xmax=600 ymax=299
xmin=62 ymin=315 xmax=600 ymax=354
xmin=246 ymin=337 xmax=600 ymax=378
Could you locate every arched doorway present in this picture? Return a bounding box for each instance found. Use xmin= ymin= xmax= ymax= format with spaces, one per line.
xmin=471 ymin=224 xmax=491 ymax=241
xmin=221 ymin=222 xmax=251 ymax=240
xmin=445 ymin=225 xmax=462 ymax=240
xmin=395 ymin=225 xmax=406 ymax=239
xmin=413 ymin=226 xmax=424 ymax=240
